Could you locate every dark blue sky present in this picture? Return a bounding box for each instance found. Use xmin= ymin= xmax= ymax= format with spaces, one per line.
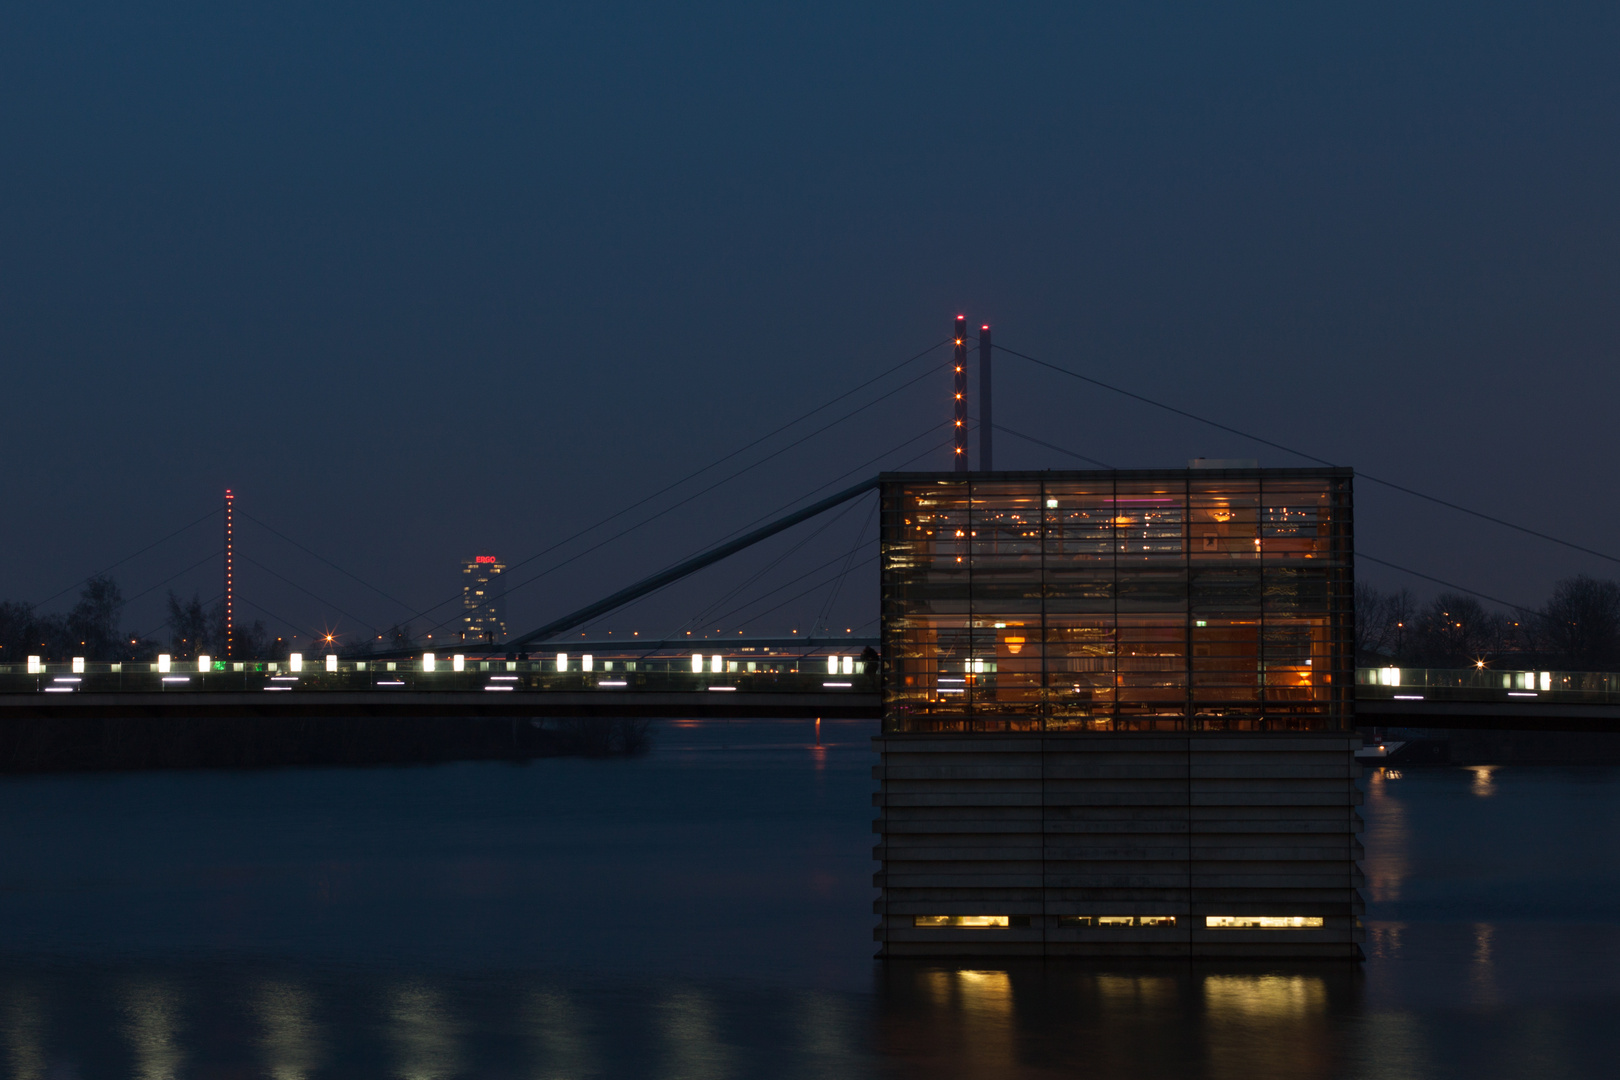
xmin=4 ymin=1 xmax=1617 ymax=645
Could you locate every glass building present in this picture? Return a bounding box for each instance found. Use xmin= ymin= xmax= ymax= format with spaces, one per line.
xmin=874 ymin=467 xmax=1363 ymax=959
xmin=460 ymin=555 xmax=508 ymax=644
xmin=880 ymin=468 xmax=1354 ymax=732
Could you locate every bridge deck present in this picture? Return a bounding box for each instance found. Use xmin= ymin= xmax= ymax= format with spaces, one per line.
xmin=2 ymin=664 xmax=1618 ymax=730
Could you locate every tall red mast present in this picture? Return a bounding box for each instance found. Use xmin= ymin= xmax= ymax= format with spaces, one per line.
xmin=224 ymin=489 xmax=234 ymax=661
xmin=952 ymin=315 xmax=968 ymax=471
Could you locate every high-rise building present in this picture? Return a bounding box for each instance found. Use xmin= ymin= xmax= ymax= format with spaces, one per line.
xmin=460 ymin=555 xmax=507 ymax=645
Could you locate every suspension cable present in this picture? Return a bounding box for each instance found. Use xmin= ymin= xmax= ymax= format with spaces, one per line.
xmin=996 ymin=342 xmax=1620 ymax=565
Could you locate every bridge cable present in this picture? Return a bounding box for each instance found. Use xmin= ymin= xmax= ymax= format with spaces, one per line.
xmin=424 ymin=386 xmax=945 ymax=642
xmin=237 ymin=554 xmax=385 ymax=638
xmin=110 ymin=551 xmax=221 ymax=615
xmin=995 ymin=343 xmax=1620 ymax=567
xmin=1358 ymin=553 xmax=1553 ymax=622
xmin=574 ymin=429 xmax=954 ymax=639
xmin=991 ymin=424 xmax=1115 ymax=469
xmin=30 ymin=506 xmax=222 ymax=612
xmin=812 ymin=496 xmax=879 ymax=634
xmin=401 ymin=344 xmax=950 ymax=638
xmin=679 ymin=436 xmax=956 ymax=634
xmin=664 ymin=499 xmax=865 ymax=639
xmin=128 ymin=590 xmax=223 ymax=647
xmin=729 ymin=554 xmax=881 ymax=631
xmin=238 ymin=512 xmax=416 ymax=618
xmin=237 ymin=596 xmax=327 ymax=644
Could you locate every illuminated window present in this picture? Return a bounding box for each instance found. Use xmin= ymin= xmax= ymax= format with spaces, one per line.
xmin=1058 ymin=915 xmax=1092 ymax=927
xmin=1139 ymin=916 xmax=1177 ymax=927
xmin=1097 ymin=916 xmax=1135 ymax=927
xmin=913 ymin=915 xmax=1028 ymax=928
xmin=1205 ymin=916 xmax=1324 ymax=929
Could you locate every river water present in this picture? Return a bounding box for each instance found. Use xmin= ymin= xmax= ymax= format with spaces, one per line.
xmin=0 ymin=719 xmax=1616 ymax=1079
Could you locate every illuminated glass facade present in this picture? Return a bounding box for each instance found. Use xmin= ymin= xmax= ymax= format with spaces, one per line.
xmin=880 ymin=468 xmax=1354 ymax=732
xmin=461 ymin=556 xmax=508 ymax=644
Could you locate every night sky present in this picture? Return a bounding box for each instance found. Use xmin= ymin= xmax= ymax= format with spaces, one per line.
xmin=4 ymin=2 xmax=1617 ymax=647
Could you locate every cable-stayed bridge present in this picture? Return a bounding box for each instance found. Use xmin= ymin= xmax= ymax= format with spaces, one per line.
xmin=7 ymin=325 xmax=1620 ymax=736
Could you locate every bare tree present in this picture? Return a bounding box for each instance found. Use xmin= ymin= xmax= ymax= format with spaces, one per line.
xmin=1541 ymin=574 xmax=1620 ymax=670
xmin=1355 ymin=582 xmax=1419 ymax=663
xmin=166 ymin=591 xmax=212 ymax=660
xmin=1414 ymin=593 xmax=1501 ymax=667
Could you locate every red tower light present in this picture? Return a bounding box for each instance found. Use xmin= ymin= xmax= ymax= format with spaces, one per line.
xmin=224 ymin=489 xmax=235 ymax=661
xmin=952 ymin=316 xmax=968 ymax=472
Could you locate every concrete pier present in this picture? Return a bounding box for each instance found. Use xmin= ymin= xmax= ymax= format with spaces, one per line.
xmin=873 ymin=731 xmax=1364 ymax=958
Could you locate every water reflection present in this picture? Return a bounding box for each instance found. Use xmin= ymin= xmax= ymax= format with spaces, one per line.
xmin=390 ymin=983 xmax=460 ymax=1080
xmin=528 ymin=989 xmax=595 ymax=1080
xmin=2 ymin=984 xmax=45 ymax=1080
xmin=121 ymin=981 xmax=185 ymax=1080
xmin=257 ymin=980 xmax=322 ymax=1080
xmin=1468 ymin=766 xmax=1498 ymax=797
xmin=1203 ymin=975 xmax=1335 ymax=1080
xmin=880 ymin=962 xmax=1356 ymax=1079
xmin=659 ymin=989 xmax=732 ymax=1080
xmin=1364 ymin=767 xmax=1409 ymax=903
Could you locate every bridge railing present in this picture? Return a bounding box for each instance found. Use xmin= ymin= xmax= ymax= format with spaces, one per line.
xmin=0 ymin=656 xmax=878 ymax=696
xmin=1355 ymin=667 xmax=1620 ymax=705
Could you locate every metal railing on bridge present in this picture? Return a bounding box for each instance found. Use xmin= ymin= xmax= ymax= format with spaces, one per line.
xmin=1356 ymin=667 xmax=1620 ymax=706
xmin=0 ymin=651 xmax=878 ymax=697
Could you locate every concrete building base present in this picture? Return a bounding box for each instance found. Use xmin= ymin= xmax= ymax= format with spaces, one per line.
xmin=873 ymin=731 xmax=1365 ymax=959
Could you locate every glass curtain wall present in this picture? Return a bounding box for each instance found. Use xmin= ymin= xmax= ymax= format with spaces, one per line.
xmin=880 ymin=470 xmax=1352 ymax=733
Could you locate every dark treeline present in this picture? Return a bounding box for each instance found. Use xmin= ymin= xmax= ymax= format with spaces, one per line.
xmin=0 ymin=577 xmax=273 ymax=663
xmin=1358 ymin=574 xmax=1620 ymax=671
